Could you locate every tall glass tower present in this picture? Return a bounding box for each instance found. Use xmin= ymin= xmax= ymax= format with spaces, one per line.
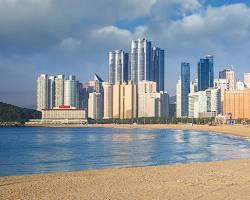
xmin=152 ymin=47 xmax=165 ymax=92
xmin=198 ymin=55 xmax=214 ymax=91
xmin=108 ymin=50 xmax=129 ymax=84
xmin=130 ymin=38 xmax=152 ymax=84
xmin=181 ymin=62 xmax=190 ymax=117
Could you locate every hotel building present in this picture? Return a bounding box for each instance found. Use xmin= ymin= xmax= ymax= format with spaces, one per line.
xmin=224 ymin=89 xmax=250 ymax=119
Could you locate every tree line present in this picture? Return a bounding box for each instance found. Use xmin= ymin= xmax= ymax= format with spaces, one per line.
xmin=0 ymin=102 xmax=41 ymax=123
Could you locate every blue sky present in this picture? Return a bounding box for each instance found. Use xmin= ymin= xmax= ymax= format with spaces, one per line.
xmin=0 ymin=0 xmax=250 ymax=108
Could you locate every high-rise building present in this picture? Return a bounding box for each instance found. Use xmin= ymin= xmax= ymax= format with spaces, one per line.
xmin=224 ymin=89 xmax=250 ymax=119
xmin=188 ymin=88 xmax=221 ymax=118
xmin=156 ymin=91 xmax=169 ymax=117
xmin=138 ymin=81 xmax=157 ymax=118
xmin=190 ymin=79 xmax=198 ymax=93
xmin=112 ymin=81 xmax=137 ymax=119
xmin=108 ymin=50 xmax=129 ymax=84
xmin=180 ymin=62 xmax=190 ymax=117
xmin=198 ymin=55 xmax=214 ymax=91
xmin=244 ymin=73 xmax=250 ymax=88
xmin=219 ymin=69 xmax=236 ymax=90
xmin=64 ymin=75 xmax=79 ymax=107
xmin=130 ymin=38 xmax=152 ymax=84
xmin=103 ymin=82 xmax=113 ymax=119
xmin=55 ymin=75 xmax=64 ymax=107
xmin=176 ymin=80 xmax=182 ymax=118
xmin=48 ymin=76 xmax=55 ymax=109
xmin=188 ymin=91 xmax=207 ymax=118
xmin=152 ymin=47 xmax=165 ymax=91
xmin=88 ymin=92 xmax=103 ymax=119
xmin=214 ymin=78 xmax=229 ymax=114
xmin=206 ymin=88 xmax=221 ymax=116
xmin=86 ymin=74 xmax=104 ymax=93
xmin=37 ymin=74 xmax=48 ymax=111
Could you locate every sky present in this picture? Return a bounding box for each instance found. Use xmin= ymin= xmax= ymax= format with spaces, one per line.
xmin=0 ymin=0 xmax=250 ymax=108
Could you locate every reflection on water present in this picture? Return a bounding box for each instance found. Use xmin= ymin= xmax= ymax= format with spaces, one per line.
xmin=1 ymin=127 xmax=250 ymax=176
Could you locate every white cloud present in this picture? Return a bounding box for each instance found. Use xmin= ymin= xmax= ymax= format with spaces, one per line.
xmin=60 ymin=37 xmax=82 ymax=50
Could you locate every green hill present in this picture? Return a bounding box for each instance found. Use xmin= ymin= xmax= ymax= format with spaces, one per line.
xmin=0 ymin=102 xmax=41 ymax=123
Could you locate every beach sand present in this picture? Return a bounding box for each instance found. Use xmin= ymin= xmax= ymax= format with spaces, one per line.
xmin=1 ymin=159 xmax=250 ymax=200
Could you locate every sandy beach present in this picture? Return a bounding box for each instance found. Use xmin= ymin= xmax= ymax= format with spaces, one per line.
xmin=1 ymin=159 xmax=250 ymax=200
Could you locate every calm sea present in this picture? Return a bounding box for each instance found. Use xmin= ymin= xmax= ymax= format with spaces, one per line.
xmin=1 ymin=127 xmax=250 ymax=176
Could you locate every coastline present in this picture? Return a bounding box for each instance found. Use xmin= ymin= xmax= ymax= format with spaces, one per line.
xmin=1 ymin=159 xmax=250 ymax=199
xmin=26 ymin=123 xmax=250 ymax=138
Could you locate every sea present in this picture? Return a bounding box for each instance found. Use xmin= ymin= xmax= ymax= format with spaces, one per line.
xmin=1 ymin=127 xmax=250 ymax=176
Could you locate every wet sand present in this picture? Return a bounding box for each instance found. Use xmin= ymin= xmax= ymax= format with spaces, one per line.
xmin=1 ymin=159 xmax=250 ymax=200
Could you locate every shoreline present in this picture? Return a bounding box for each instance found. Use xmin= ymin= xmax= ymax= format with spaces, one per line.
xmin=1 ymin=159 xmax=250 ymax=199
xmin=26 ymin=123 xmax=250 ymax=138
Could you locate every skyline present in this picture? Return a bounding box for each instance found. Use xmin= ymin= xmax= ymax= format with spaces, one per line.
xmin=1 ymin=0 xmax=250 ymax=108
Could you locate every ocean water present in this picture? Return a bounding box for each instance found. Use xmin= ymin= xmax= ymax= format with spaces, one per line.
xmin=1 ymin=127 xmax=250 ymax=176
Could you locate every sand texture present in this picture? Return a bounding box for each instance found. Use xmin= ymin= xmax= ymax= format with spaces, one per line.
xmin=1 ymin=159 xmax=250 ymax=200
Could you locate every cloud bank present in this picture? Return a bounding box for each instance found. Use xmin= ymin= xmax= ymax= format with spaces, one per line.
xmin=0 ymin=0 xmax=250 ymax=107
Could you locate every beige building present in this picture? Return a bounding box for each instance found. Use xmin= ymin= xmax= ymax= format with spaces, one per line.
xmin=219 ymin=69 xmax=236 ymax=90
xmin=137 ymin=81 xmax=169 ymax=118
xmin=138 ymin=81 xmax=157 ymax=118
xmin=103 ymin=82 xmax=113 ymax=119
xmin=41 ymin=105 xmax=86 ymax=124
xmin=55 ymin=75 xmax=64 ymax=107
xmin=88 ymin=92 xmax=103 ymax=119
xmin=37 ymin=74 xmax=48 ymax=111
xmin=224 ymin=89 xmax=250 ymax=119
xmin=113 ymin=81 xmax=137 ymax=119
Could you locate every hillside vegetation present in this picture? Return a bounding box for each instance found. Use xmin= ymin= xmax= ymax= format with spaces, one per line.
xmin=0 ymin=102 xmax=41 ymax=123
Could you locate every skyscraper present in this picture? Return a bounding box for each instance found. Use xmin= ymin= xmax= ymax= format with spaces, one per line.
xmin=198 ymin=56 xmax=214 ymax=91
xmin=152 ymin=47 xmax=165 ymax=92
xmin=103 ymin=82 xmax=113 ymax=119
xmin=130 ymin=38 xmax=152 ymax=84
xmin=108 ymin=50 xmax=129 ymax=84
xmin=180 ymin=62 xmax=190 ymax=117
xmin=219 ymin=69 xmax=236 ymax=90
xmin=37 ymin=74 xmax=48 ymax=111
xmin=138 ymin=81 xmax=157 ymax=118
xmin=55 ymin=75 xmax=64 ymax=107
xmin=64 ymin=75 xmax=79 ymax=107
xmin=88 ymin=92 xmax=103 ymax=119
xmin=48 ymin=76 xmax=55 ymax=109
xmin=176 ymin=80 xmax=181 ymax=118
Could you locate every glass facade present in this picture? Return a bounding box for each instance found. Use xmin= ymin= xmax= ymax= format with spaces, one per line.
xmin=198 ymin=56 xmax=214 ymax=91
xmin=181 ymin=62 xmax=190 ymax=117
xmin=152 ymin=47 xmax=165 ymax=92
